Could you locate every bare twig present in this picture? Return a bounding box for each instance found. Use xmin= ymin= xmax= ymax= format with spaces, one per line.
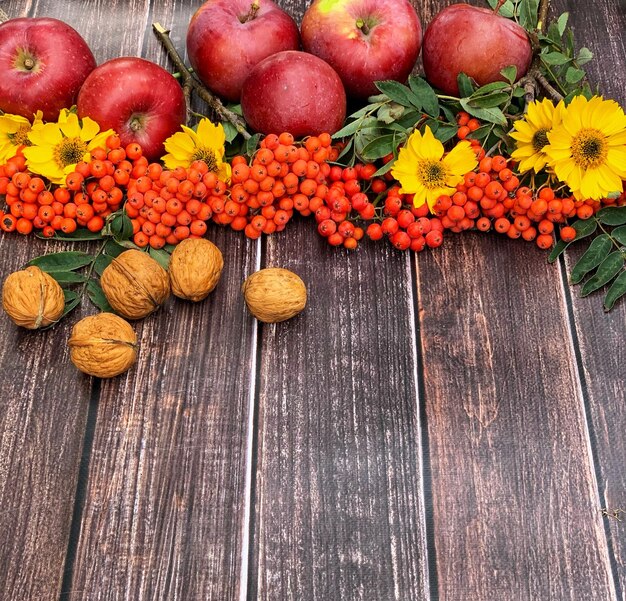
xmin=537 ymin=0 xmax=551 ymax=33
xmin=534 ymin=70 xmax=564 ymax=102
xmin=152 ymin=22 xmax=251 ymax=139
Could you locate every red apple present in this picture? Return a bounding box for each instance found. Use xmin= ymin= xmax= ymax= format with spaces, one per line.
xmin=241 ymin=50 xmax=346 ymax=137
xmin=422 ymin=4 xmax=532 ymax=96
xmin=0 ymin=17 xmax=96 ymax=121
xmin=187 ymin=0 xmax=300 ymax=102
xmin=77 ymin=57 xmax=186 ymax=161
xmin=300 ymin=0 xmax=422 ymax=99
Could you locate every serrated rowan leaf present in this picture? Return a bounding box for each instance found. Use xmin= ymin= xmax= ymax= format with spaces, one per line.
xmin=580 ymin=251 xmax=624 ymax=297
xmin=460 ymin=99 xmax=507 ymax=125
xmin=86 ymin=279 xmax=113 ymax=312
xmin=407 ymin=76 xmax=440 ymax=116
xmin=375 ymin=80 xmax=422 ymax=109
xmin=548 ymin=218 xmax=598 ymax=262
xmin=29 ymin=251 xmax=93 ymax=273
xmin=597 ymin=206 xmax=626 ymax=226
xmin=569 ymin=234 xmax=612 ymax=284
xmin=611 ymin=225 xmax=626 ymax=247
xmin=603 ymin=270 xmax=626 ymax=311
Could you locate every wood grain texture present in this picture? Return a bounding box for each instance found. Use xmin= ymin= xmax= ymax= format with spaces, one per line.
xmin=250 ymin=221 xmax=429 ymax=601
xmin=0 ymin=235 xmax=92 ymax=601
xmin=417 ymin=230 xmax=616 ymax=600
xmin=415 ymin=3 xmax=619 ymax=598
xmin=560 ymin=0 xmax=626 ymax=595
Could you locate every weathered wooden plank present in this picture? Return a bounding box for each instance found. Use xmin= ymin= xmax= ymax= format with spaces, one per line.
xmin=48 ymin=1 xmax=257 ymax=598
xmin=561 ymin=0 xmax=626 ymax=595
xmin=0 ymin=1 xmax=119 ymax=599
xmin=250 ymin=222 xmax=430 ymax=601
xmin=417 ymin=230 xmax=616 ymax=600
xmin=416 ymin=0 xmax=618 ymax=598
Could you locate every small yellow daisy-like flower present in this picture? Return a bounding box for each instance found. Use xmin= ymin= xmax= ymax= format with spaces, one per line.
xmin=23 ymin=110 xmax=113 ymax=185
xmin=510 ymin=98 xmax=565 ymax=173
xmin=162 ymin=118 xmax=231 ymax=182
xmin=543 ymin=95 xmax=626 ymax=200
xmin=391 ymin=125 xmax=478 ymax=210
xmin=0 ymin=111 xmax=43 ymax=164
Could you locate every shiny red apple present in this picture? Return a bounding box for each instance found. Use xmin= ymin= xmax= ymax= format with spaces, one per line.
xmin=241 ymin=51 xmax=346 ymax=137
xmin=422 ymin=4 xmax=532 ymax=96
xmin=77 ymin=57 xmax=186 ymax=161
xmin=187 ymin=0 xmax=300 ymax=102
xmin=301 ymin=0 xmax=422 ymax=99
xmin=0 ymin=17 xmax=96 ymax=121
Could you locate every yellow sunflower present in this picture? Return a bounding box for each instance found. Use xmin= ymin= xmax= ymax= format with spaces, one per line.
xmin=510 ymin=98 xmax=565 ymax=173
xmin=0 ymin=111 xmax=43 ymax=164
xmin=23 ymin=110 xmax=113 ymax=185
xmin=391 ymin=125 xmax=478 ymax=210
xmin=162 ymin=118 xmax=231 ymax=182
xmin=543 ymin=95 xmax=626 ymax=200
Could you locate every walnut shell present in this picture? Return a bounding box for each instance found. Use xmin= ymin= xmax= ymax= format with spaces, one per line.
xmin=169 ymin=238 xmax=224 ymax=302
xmin=100 ymin=249 xmax=170 ymax=320
xmin=2 ymin=265 xmax=65 ymax=329
xmin=242 ymin=267 xmax=307 ymax=323
xmin=68 ymin=312 xmax=137 ymax=378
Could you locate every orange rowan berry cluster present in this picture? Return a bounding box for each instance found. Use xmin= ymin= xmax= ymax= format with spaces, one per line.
xmin=0 ymin=152 xmax=109 ymax=237
xmin=227 ymin=132 xmax=341 ymax=239
xmin=364 ymin=186 xmax=446 ymax=251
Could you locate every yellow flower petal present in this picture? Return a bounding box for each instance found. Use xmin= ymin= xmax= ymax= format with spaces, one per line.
xmin=59 ymin=113 xmax=82 ymax=139
xmin=79 ymin=116 xmax=101 ymax=142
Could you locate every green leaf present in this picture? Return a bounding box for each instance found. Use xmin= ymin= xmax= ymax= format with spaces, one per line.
xmin=500 ymin=66 xmax=517 ymax=84
xmin=580 ymin=251 xmax=625 ymax=297
xmin=548 ymin=218 xmax=598 ymax=262
xmin=62 ymin=290 xmax=81 ymax=319
xmin=110 ymin=213 xmax=134 ymax=241
xmin=29 ymin=251 xmax=94 ymax=273
xmin=557 ymin=12 xmax=569 ymax=36
xmin=577 ymin=47 xmax=593 ymax=65
xmin=457 ymin=73 xmax=475 ymax=97
xmin=467 ymin=92 xmax=511 ymax=109
xmin=519 ymin=0 xmax=539 ymax=31
xmin=332 ymin=116 xmax=378 ymax=139
xmin=244 ymin=133 xmax=261 ymax=157
xmin=597 ymin=206 xmax=626 ymax=226
xmin=603 ymin=270 xmax=626 ymax=311
xmin=375 ymin=80 xmax=422 ymax=109
xmin=377 ymin=102 xmax=405 ymax=124
xmin=359 ymin=134 xmax=401 ymax=161
xmin=407 ymin=76 xmax=440 ymax=116
xmin=541 ymin=52 xmax=570 ymax=66
xmin=149 ymin=247 xmax=171 ymax=270
xmin=49 ymin=271 xmax=88 ymax=285
xmin=460 ymin=98 xmax=507 ymax=125
xmin=86 ymin=279 xmax=113 ymax=312
xmin=565 ymin=67 xmax=586 ymax=84
xmin=569 ymin=234 xmax=612 ymax=284
xmin=371 ymin=159 xmax=395 ymax=178
xmin=433 ymin=123 xmax=459 ymax=144
xmin=611 ymin=225 xmax=626 ymax=247
xmin=43 ymin=229 xmax=104 ymax=241
xmin=488 ymin=0 xmax=515 ymax=18
xmin=222 ymin=121 xmax=239 ymax=143
xmin=94 ymin=254 xmax=114 ymax=277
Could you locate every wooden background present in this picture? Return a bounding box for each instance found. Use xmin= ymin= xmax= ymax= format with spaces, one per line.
xmin=0 ymin=0 xmax=624 ymax=599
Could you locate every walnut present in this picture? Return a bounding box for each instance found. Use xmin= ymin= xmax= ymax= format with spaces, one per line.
xmin=242 ymin=267 xmax=307 ymax=323
xmin=68 ymin=312 xmax=137 ymax=378
xmin=100 ymin=249 xmax=170 ymax=320
xmin=169 ymin=238 xmax=224 ymax=301
xmin=2 ymin=265 xmax=65 ymax=329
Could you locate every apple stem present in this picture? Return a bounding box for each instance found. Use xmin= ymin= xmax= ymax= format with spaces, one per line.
xmin=356 ymin=18 xmax=370 ymax=35
xmin=240 ymin=0 xmax=260 ymax=23
xmin=152 ymin=22 xmax=251 ymax=139
xmin=23 ymin=58 xmax=35 ymax=71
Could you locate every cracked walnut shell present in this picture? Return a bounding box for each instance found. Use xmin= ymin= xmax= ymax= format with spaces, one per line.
xmin=101 ymin=249 xmax=170 ymax=320
xmin=242 ymin=267 xmax=307 ymax=323
xmin=169 ymin=238 xmax=224 ymax=302
xmin=2 ymin=265 xmax=65 ymax=329
xmin=69 ymin=313 xmax=137 ymax=378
